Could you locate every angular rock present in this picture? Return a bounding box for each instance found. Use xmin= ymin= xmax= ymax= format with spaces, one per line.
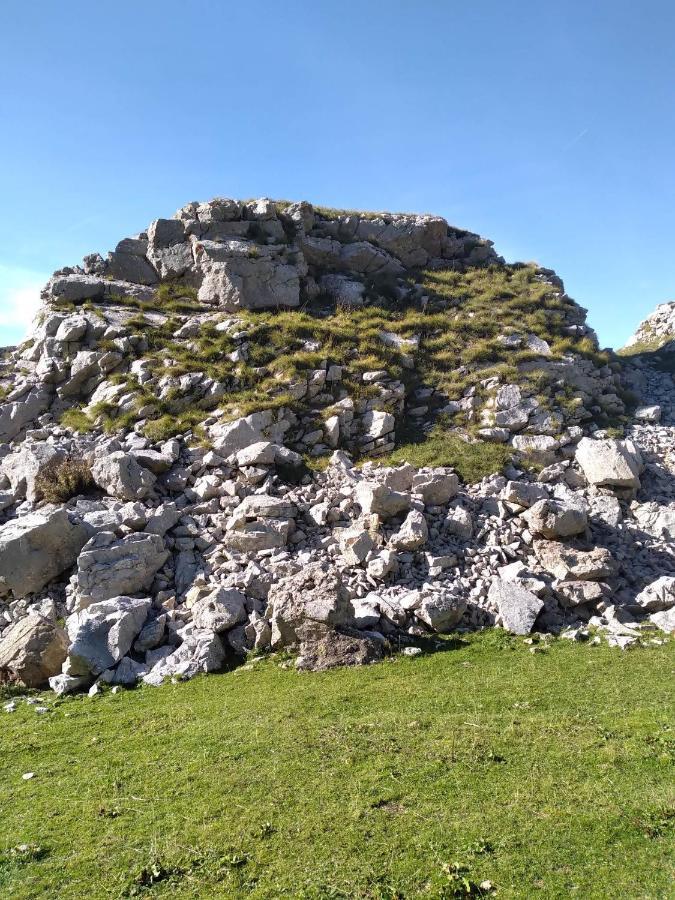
xmin=268 ymin=562 xmax=353 ymax=647
xmin=412 ymin=470 xmax=459 ymax=505
xmin=355 ymin=482 xmax=410 ymax=519
xmin=575 ymin=437 xmax=642 ymax=491
xmin=74 ymin=532 xmax=168 ymax=609
xmin=143 ymin=629 xmax=226 ymax=685
xmin=191 ymin=587 xmax=247 ymax=632
xmin=0 ymin=508 xmax=87 ymax=599
xmin=414 ymin=589 xmax=467 ymax=632
xmin=633 ymin=576 xmax=675 ymax=612
xmin=92 ymin=451 xmax=156 ymax=500
xmin=488 ymin=579 xmax=544 ymax=634
xmin=389 ymin=510 xmax=428 ymax=550
xmin=2 ymin=442 xmax=65 ymax=502
xmin=523 ymin=498 xmax=587 ymax=539
xmin=296 ymin=628 xmax=385 ymax=671
xmin=533 ymin=540 xmax=616 ymax=581
xmin=66 ymin=596 xmax=151 ymax=676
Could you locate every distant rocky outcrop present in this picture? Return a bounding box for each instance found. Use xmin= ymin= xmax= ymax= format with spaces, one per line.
xmin=622 ymin=300 xmax=675 ymax=356
xmin=0 ymin=198 xmax=673 ymax=695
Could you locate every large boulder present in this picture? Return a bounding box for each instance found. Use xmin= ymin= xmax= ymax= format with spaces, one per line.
xmin=389 ymin=510 xmax=428 ymax=550
xmin=74 ymin=531 xmax=168 ymax=609
xmin=0 ymin=614 xmax=69 ymax=686
xmin=413 ymin=588 xmax=466 ymax=632
xmin=488 ymin=579 xmax=544 ymax=634
xmin=268 ymin=562 xmax=354 ymax=647
xmin=523 ymin=498 xmax=587 ymax=539
xmin=92 ymin=451 xmax=155 ymax=500
xmin=575 ymin=438 xmax=643 ymax=491
xmin=533 ymin=540 xmax=616 ymax=581
xmin=0 ymin=508 xmax=87 ymax=598
xmin=0 ymin=385 xmax=53 ymax=443
xmin=65 ymin=596 xmax=151 ymax=676
xmin=143 ymin=628 xmax=226 ymax=685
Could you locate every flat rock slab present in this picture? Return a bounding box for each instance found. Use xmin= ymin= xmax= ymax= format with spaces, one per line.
xmin=488 ymin=578 xmax=544 ymax=634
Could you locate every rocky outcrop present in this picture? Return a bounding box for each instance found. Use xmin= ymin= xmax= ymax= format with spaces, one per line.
xmin=0 ymin=199 xmax=672 ymax=694
xmin=622 ymin=301 xmax=675 ymax=354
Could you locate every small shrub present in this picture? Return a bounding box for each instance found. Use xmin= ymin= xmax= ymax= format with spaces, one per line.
xmin=34 ymin=457 xmax=95 ymax=504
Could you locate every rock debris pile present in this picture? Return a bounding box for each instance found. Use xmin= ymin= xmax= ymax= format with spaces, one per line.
xmin=0 ymin=198 xmax=672 ymax=693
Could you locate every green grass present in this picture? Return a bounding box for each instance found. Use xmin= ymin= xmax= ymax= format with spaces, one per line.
xmin=1 ymin=632 xmax=673 ymax=899
xmin=373 ymin=427 xmax=512 ymax=483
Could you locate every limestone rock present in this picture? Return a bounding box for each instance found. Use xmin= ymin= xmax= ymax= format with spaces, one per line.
xmin=0 ymin=509 xmax=87 ymax=599
xmin=191 ymin=587 xmax=247 ymax=632
xmin=74 ymin=532 xmax=168 ymax=609
xmin=389 ymin=510 xmax=428 ymax=550
xmin=2 ymin=443 xmax=65 ymax=502
xmin=92 ymin=451 xmax=156 ymax=500
xmin=66 ymin=596 xmax=151 ymax=676
xmin=533 ymin=540 xmax=616 ymax=581
xmin=296 ymin=628 xmax=385 ymax=671
xmin=412 ymin=470 xmax=459 ymax=505
xmin=488 ymin=579 xmax=544 ymax=634
xmin=268 ymin=562 xmax=353 ymax=647
xmin=413 ymin=588 xmax=467 ymax=632
xmin=633 ymin=576 xmax=675 ymax=612
xmin=523 ymin=498 xmax=588 ymax=539
xmin=355 ymin=482 xmax=410 ymax=519
xmin=0 ymin=614 xmax=68 ymax=687
xmin=575 ymin=438 xmax=643 ymax=491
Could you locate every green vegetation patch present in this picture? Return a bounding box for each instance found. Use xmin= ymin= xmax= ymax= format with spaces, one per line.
xmin=1 ymin=633 xmax=673 ymax=898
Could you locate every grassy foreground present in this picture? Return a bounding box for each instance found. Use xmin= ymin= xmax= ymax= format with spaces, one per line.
xmin=1 ymin=632 xmax=673 ymax=899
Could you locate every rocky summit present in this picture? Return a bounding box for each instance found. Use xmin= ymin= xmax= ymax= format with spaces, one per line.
xmin=0 ymin=197 xmax=673 ymax=694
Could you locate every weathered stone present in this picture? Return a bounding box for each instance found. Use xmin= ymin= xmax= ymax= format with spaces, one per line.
xmin=337 ymin=522 xmax=377 ymax=565
xmin=444 ymin=506 xmax=474 ymax=540
xmin=413 ymin=589 xmax=467 ymax=632
xmin=191 ymin=587 xmax=247 ymax=632
xmin=74 ymin=532 xmax=168 ymax=609
xmin=555 ymin=580 xmax=612 ymax=608
xmin=488 ymin=579 xmax=544 ymax=634
xmin=2 ymin=443 xmax=65 ymax=502
xmin=523 ymin=498 xmax=587 ymax=539
xmin=0 ymin=614 xmax=68 ymax=686
xmin=92 ymin=451 xmax=155 ymax=500
xmin=533 ymin=540 xmax=616 ymax=581
xmin=633 ymin=576 xmax=675 ymax=612
xmin=389 ymin=510 xmax=428 ymax=550
xmin=355 ymin=482 xmax=410 ymax=519
xmin=0 ymin=509 xmax=87 ymax=598
xmin=66 ymin=596 xmax=151 ymax=676
xmin=268 ymin=563 xmax=353 ymax=647
xmin=296 ymin=628 xmax=385 ymax=671
xmin=501 ymin=480 xmax=548 ymax=508
xmin=575 ymin=437 xmax=642 ymax=491
xmin=143 ymin=629 xmax=226 ymax=685
xmin=412 ymin=470 xmax=459 ymax=505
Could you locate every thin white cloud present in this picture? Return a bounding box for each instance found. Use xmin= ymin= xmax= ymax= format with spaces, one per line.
xmin=0 ymin=263 xmax=48 ymax=346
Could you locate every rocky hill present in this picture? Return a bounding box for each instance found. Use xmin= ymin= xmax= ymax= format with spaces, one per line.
xmin=0 ymin=198 xmax=673 ymax=694
xmin=621 ymin=300 xmax=675 ymax=367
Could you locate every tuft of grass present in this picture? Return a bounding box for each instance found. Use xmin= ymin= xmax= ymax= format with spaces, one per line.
xmin=34 ymin=457 xmax=95 ymax=503
xmin=0 ymin=633 xmax=673 ymax=898
xmin=59 ymin=408 xmax=95 ymax=433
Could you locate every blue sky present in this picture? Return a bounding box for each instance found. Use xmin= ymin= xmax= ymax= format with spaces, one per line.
xmin=1 ymin=0 xmax=673 ymax=347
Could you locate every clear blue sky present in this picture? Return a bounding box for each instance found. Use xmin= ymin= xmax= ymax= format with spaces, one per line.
xmin=1 ymin=0 xmax=673 ymax=348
